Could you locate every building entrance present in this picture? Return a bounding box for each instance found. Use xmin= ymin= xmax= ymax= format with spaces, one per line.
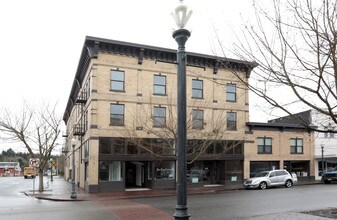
xmin=125 ymin=161 xmax=145 ymax=188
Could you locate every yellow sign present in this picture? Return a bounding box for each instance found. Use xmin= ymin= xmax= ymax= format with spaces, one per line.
xmin=51 ymin=161 xmax=56 ymax=167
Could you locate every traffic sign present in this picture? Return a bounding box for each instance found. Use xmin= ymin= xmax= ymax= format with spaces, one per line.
xmin=51 ymin=161 xmax=56 ymax=167
xmin=29 ymin=158 xmax=40 ymax=167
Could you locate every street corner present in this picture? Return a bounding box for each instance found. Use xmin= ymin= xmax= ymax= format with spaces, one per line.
xmin=23 ymin=190 xmax=87 ymax=202
xmin=23 ymin=190 xmax=52 ymax=199
xmin=34 ymin=196 xmax=87 ymax=202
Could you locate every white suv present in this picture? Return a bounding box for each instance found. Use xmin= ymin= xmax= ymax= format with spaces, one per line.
xmin=243 ymin=170 xmax=294 ymax=190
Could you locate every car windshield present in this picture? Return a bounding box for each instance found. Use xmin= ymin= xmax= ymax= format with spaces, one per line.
xmin=254 ymin=171 xmax=269 ymax=177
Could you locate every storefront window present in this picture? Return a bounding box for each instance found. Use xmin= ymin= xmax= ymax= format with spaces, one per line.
xmin=126 ymin=142 xmax=139 ymax=154
xmin=222 ymin=141 xmax=243 ymax=155
xmin=250 ymin=161 xmax=279 ymax=177
xmin=187 ymin=161 xmax=210 ymax=183
xmin=224 ymin=160 xmax=243 ymax=181
xmin=99 ymin=138 xmax=125 ymax=155
xmin=99 ymin=161 xmax=123 ymax=181
xmin=284 ymin=161 xmax=309 ymax=177
xmin=152 ymin=161 xmax=175 ymax=179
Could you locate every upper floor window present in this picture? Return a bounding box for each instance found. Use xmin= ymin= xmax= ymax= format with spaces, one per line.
xmin=110 ymin=70 xmax=125 ymax=91
xmin=227 ymin=112 xmax=237 ymax=130
xmin=192 ymin=79 xmax=203 ymax=98
xmin=257 ymin=137 xmax=272 ymax=154
xmin=226 ymin=84 xmax=236 ymax=102
xmin=84 ymin=140 xmax=90 ymax=158
xmin=110 ymin=104 xmax=124 ymax=126
xmin=290 ymin=138 xmax=303 ymax=154
xmin=192 ymin=109 xmax=204 ymax=129
xmin=154 ymin=75 xmax=166 ymax=95
xmin=153 ymin=106 xmax=166 ymax=127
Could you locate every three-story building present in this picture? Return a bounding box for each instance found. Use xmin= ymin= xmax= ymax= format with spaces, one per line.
xmin=63 ymin=36 xmax=257 ymax=192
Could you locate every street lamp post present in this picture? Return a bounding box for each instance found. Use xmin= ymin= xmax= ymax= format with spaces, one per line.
xmin=321 ymin=144 xmax=325 ymax=174
xmin=171 ymin=1 xmax=192 ymax=219
xmin=71 ymin=138 xmax=77 ymax=199
xmin=50 ymin=158 xmax=53 ymax=182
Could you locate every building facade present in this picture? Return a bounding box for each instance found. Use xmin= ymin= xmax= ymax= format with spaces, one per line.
xmin=0 ymin=162 xmax=21 ymax=176
xmin=269 ymin=110 xmax=337 ymax=180
xmin=245 ymin=122 xmax=315 ymax=180
xmin=63 ymin=36 xmax=257 ymax=192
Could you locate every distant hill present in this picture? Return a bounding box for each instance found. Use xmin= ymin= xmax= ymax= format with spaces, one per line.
xmin=0 ymin=148 xmax=31 ymax=169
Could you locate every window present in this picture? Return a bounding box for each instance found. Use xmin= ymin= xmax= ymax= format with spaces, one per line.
xmin=110 ymin=70 xmax=125 ymax=91
xmin=227 ymin=112 xmax=237 ymax=130
xmin=99 ymin=161 xmax=122 ymax=181
xmin=154 ymin=75 xmax=166 ymax=95
xmin=109 ymin=162 xmax=122 ymax=181
xmin=192 ymin=109 xmax=204 ymax=129
xmin=226 ymin=84 xmax=236 ymax=101
xmin=153 ymin=107 xmax=166 ymax=127
xmin=99 ymin=138 xmax=125 ymax=154
xmin=257 ymin=137 xmax=272 ymax=154
xmin=192 ymin=79 xmax=203 ymax=98
xmin=84 ymin=140 xmax=89 ymax=158
xmin=149 ymin=161 xmax=175 ymax=180
xmin=290 ymin=138 xmax=303 ymax=154
xmin=276 ymin=170 xmax=288 ymax=176
xmin=110 ymin=104 xmax=124 ymax=126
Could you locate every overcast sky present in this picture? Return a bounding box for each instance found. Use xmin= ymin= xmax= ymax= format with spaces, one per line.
xmin=0 ymin=0 xmax=267 ymax=152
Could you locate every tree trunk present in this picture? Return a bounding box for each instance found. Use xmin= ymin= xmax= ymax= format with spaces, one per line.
xmin=38 ymin=169 xmax=44 ymax=192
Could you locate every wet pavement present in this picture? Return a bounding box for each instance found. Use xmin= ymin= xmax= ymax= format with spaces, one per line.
xmin=24 ymin=176 xmax=331 ymax=219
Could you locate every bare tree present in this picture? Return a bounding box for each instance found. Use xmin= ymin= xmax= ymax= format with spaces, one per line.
xmin=116 ymin=96 xmax=243 ymax=164
xmin=0 ymin=102 xmax=62 ymax=191
xmin=222 ymin=0 xmax=337 ymax=130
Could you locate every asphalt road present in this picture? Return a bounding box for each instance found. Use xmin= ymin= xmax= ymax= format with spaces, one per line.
xmin=2 ymin=176 xmax=337 ymax=219
xmin=0 ymin=176 xmax=118 ymax=220
xmin=132 ymin=183 xmax=337 ymax=219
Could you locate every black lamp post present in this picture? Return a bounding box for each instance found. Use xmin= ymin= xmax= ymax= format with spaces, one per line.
xmin=171 ymin=1 xmax=192 ymax=219
xmin=321 ymin=144 xmax=325 ymax=174
xmin=50 ymin=158 xmax=53 ymax=182
xmin=71 ymin=138 xmax=77 ymax=199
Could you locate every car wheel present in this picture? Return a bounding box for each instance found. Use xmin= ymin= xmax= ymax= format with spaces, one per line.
xmin=324 ymin=180 xmax=331 ymax=184
xmin=285 ymin=180 xmax=292 ymax=188
xmin=259 ymin=182 xmax=267 ymax=190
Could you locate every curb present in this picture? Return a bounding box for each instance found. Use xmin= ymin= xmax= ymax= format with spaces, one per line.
xmin=24 ymin=181 xmax=322 ymax=202
xmin=34 ymin=196 xmax=86 ymax=202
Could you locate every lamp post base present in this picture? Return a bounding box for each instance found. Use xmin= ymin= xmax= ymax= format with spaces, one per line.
xmin=173 ymin=205 xmax=190 ymax=220
xmin=70 ymin=191 xmax=77 ymax=199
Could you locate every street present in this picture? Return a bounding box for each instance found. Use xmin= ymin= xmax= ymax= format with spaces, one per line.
xmin=0 ymin=176 xmax=118 ymax=220
xmin=2 ymin=176 xmax=337 ymax=219
xmin=132 ymin=184 xmax=337 ymax=219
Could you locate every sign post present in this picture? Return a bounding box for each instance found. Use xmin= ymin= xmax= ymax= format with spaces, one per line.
xmin=29 ymin=158 xmax=40 ymax=193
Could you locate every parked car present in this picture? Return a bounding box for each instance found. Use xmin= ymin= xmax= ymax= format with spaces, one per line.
xmin=243 ymin=170 xmax=294 ymax=190
xmin=321 ymin=167 xmax=337 ymax=184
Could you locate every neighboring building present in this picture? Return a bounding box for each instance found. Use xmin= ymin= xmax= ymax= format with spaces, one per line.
xmin=245 ymin=122 xmax=315 ymax=180
xmin=62 ymin=36 xmax=257 ymax=192
xmin=0 ymin=162 xmax=21 ymax=176
xmin=269 ymin=109 xmax=337 ymax=180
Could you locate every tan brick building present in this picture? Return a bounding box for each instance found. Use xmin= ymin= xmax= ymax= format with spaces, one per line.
xmin=245 ymin=122 xmax=315 ymax=179
xmin=63 ymin=36 xmax=257 ymax=192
